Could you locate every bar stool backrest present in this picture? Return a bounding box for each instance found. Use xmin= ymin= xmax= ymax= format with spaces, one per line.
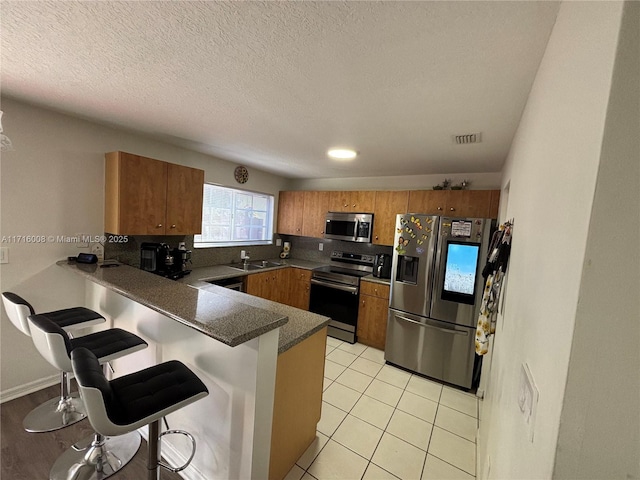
xmin=2 ymin=292 xmax=35 ymax=336
xmin=71 ymin=347 xmax=119 ymax=436
xmin=28 ymin=313 xmax=74 ymax=372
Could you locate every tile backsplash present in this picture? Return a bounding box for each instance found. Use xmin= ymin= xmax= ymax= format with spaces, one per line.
xmin=105 ymin=234 xmax=392 ymax=269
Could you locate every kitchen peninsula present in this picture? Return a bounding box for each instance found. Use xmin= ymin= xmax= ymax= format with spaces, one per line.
xmin=57 ymin=260 xmax=330 ymax=480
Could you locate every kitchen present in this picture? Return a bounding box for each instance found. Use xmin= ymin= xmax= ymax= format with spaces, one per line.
xmin=0 ymin=2 xmax=638 ymax=480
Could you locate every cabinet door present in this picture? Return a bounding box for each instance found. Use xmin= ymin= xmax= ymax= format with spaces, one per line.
xmin=488 ymin=190 xmax=500 ymax=219
xmin=446 ymin=190 xmax=493 ymax=218
xmin=277 ymin=191 xmax=304 ymax=235
xmin=407 ymin=190 xmax=448 ymax=215
xmin=287 ymin=268 xmax=311 ymax=310
xmin=329 ymin=191 xmax=375 ymax=212
xmin=328 ymin=191 xmax=351 ymax=212
xmin=302 ymin=191 xmax=329 ymax=239
xmin=245 ymin=271 xmax=267 ymax=298
xmin=105 ymin=152 xmax=168 ymax=235
xmin=351 ymin=191 xmax=375 ymax=212
xmin=357 ymin=294 xmax=389 ymax=350
xmin=373 ymin=191 xmax=409 ymax=246
xmin=166 ymin=163 xmax=205 ymax=235
xmin=268 ymin=269 xmax=289 ymax=304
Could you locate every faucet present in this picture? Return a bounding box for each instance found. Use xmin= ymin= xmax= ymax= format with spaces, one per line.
xmin=243 ymin=252 xmax=250 ymax=266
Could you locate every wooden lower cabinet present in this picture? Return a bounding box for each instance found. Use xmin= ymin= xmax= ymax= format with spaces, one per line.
xmin=246 ymin=268 xmax=311 ymax=309
xmin=357 ymin=281 xmax=390 ymax=350
xmin=245 ymin=269 xmax=289 ymax=304
xmin=287 ymin=268 xmax=312 ymax=310
xmin=270 ymin=327 xmax=327 ymax=480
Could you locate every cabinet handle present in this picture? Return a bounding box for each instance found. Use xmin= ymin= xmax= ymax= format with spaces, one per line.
xmin=352 ymin=204 xmax=356 ymax=207
xmin=156 ymin=223 xmax=163 ymax=228
xmin=362 ymin=299 xmax=365 ymax=306
xmin=296 ymin=228 xmax=300 ymax=232
xmin=170 ymin=224 xmax=176 ymax=228
xmin=343 ymin=204 xmax=348 ymax=208
xmin=375 ymin=235 xmax=378 ymax=240
xmin=437 ymin=207 xmax=443 ymax=211
xmin=450 ymin=207 xmax=455 ymax=212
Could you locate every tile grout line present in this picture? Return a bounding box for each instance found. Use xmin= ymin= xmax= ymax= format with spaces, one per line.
xmin=316 ymin=341 xmax=479 ymax=480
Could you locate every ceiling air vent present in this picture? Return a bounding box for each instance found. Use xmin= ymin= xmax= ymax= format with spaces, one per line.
xmin=453 ymin=133 xmax=482 ymax=145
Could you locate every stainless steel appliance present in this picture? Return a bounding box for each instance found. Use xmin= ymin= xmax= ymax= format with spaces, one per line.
xmin=385 ymin=214 xmax=493 ymax=389
xmin=309 ymin=251 xmax=375 ymax=343
xmin=140 ymin=242 xmax=192 ymax=280
xmin=324 ymin=212 xmax=374 ymax=243
xmin=373 ymin=253 xmax=392 ymax=279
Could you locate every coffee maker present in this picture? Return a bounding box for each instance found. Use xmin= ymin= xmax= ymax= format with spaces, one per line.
xmin=140 ymin=243 xmax=191 ymax=280
xmin=373 ymin=253 xmax=392 ymax=279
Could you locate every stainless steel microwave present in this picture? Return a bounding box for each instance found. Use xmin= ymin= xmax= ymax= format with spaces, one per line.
xmin=324 ymin=212 xmax=373 ymax=243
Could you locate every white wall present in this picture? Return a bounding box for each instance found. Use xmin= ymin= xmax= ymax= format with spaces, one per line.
xmin=478 ymin=2 xmax=625 ymax=478
xmin=290 ymin=172 xmax=501 ymax=191
xmin=554 ymin=1 xmax=639 ymax=477
xmin=0 ymin=98 xmax=289 ymax=397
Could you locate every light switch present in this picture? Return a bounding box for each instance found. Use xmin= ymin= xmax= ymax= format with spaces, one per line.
xmin=319 ymin=243 xmax=323 ymax=251
xmin=0 ymin=247 xmax=8 ymax=264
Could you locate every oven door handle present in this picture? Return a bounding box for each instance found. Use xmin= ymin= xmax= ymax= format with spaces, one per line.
xmin=395 ymin=314 xmax=469 ymax=336
xmin=310 ymin=278 xmax=359 ymax=295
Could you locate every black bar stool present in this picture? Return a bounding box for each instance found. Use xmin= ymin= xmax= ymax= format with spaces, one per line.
xmin=28 ymin=313 xmax=149 ymax=480
xmin=1 ymin=291 xmax=106 ymax=432
xmin=71 ymin=347 xmax=209 ymax=480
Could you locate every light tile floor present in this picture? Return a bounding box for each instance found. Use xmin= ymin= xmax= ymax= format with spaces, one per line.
xmin=286 ymin=336 xmax=479 ymax=480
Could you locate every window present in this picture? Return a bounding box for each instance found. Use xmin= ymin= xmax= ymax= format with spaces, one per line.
xmin=194 ymin=184 xmax=274 ymax=248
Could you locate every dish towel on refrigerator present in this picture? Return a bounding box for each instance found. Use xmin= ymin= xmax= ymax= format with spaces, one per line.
xmin=475 ymin=221 xmax=512 ymax=356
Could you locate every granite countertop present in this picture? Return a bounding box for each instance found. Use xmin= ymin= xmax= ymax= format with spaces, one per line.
xmin=177 ymin=258 xmax=327 ymax=288
xmin=57 ymin=260 xmax=329 ymax=353
xmin=361 ymin=275 xmax=391 ymax=286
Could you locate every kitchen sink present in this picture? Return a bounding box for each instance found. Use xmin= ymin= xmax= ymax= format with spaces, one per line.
xmin=229 ymin=260 xmax=283 ymax=271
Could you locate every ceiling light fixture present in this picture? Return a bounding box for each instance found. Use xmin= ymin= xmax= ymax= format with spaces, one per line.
xmin=327 ymin=148 xmax=357 ymax=160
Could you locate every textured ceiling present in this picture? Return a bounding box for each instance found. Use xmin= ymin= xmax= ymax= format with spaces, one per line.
xmin=1 ymin=1 xmax=559 ymax=179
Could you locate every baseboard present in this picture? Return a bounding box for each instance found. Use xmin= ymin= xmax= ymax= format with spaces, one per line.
xmin=0 ymin=374 xmax=59 ymax=404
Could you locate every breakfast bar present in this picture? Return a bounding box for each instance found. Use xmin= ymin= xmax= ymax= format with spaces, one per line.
xmin=57 ymin=260 xmax=330 ymax=480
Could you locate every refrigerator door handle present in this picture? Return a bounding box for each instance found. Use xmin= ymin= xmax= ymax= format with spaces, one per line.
xmin=395 ymin=314 xmax=469 ymax=336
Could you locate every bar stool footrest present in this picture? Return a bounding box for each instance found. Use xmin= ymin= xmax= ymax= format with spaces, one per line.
xmin=158 ymin=429 xmax=197 ymax=473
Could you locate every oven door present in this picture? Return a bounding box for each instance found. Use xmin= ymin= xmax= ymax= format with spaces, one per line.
xmin=309 ymin=278 xmax=359 ymax=343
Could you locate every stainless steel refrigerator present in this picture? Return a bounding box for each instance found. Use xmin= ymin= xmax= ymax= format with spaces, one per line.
xmin=385 ymin=214 xmax=493 ymax=389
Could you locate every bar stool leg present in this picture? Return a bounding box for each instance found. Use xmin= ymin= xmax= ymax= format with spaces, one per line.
xmin=147 ymin=420 xmax=161 ymax=480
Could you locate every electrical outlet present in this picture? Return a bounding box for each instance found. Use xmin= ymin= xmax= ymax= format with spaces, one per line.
xmin=276 ymin=238 xmax=282 ymax=247
xmin=76 ymin=233 xmax=89 ymax=248
xmin=318 ymin=243 xmax=323 ymax=251
xmin=0 ymin=247 xmax=8 ymax=264
xmin=91 ymin=243 xmax=104 ymax=261
xmin=240 ymin=250 xmax=246 ymax=259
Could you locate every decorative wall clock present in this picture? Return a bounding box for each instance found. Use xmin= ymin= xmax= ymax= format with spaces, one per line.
xmin=234 ymin=166 xmax=249 ymax=184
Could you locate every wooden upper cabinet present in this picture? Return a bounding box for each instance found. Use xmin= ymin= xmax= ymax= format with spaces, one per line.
xmin=328 ymin=191 xmax=375 ymax=212
xmin=166 ymin=163 xmax=205 ymax=235
xmin=408 ymin=189 xmax=500 ymax=218
xmin=447 ymin=190 xmax=493 ymax=218
xmin=372 ymin=191 xmax=409 ymax=246
xmin=105 ymin=152 xmax=204 ymax=235
xmin=408 ymin=190 xmax=448 ymax=215
xmin=489 ymin=190 xmax=501 ymax=219
xmin=302 ymin=191 xmax=329 ymax=239
xmin=277 ymin=191 xmax=304 ymax=235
